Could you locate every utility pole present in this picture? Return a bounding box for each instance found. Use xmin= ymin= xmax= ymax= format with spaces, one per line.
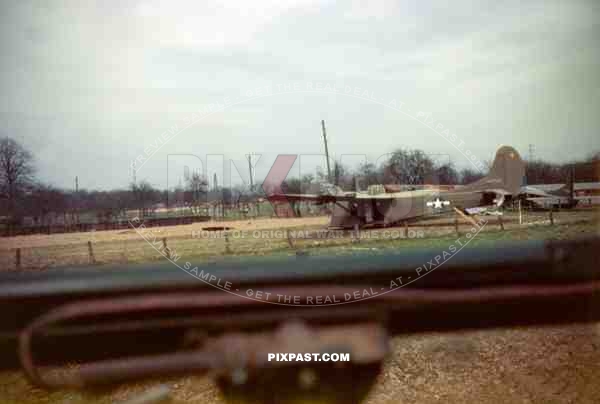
xmin=213 ymin=173 xmax=218 ymax=192
xmin=75 ymin=176 xmax=78 ymax=193
xmin=568 ymin=164 xmax=575 ymax=205
xmin=321 ymin=120 xmax=332 ymax=183
xmin=130 ymin=163 xmax=137 ymax=185
xmin=247 ymin=154 xmax=254 ymax=192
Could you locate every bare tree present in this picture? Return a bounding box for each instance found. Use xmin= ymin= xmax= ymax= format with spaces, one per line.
xmin=459 ymin=168 xmax=485 ymax=184
xmin=433 ymin=163 xmax=459 ymax=185
xmin=282 ymin=178 xmax=302 ymax=194
xmin=25 ymin=185 xmax=66 ymax=226
xmin=186 ymin=172 xmax=208 ymax=198
xmin=317 ymin=161 xmax=352 ymax=189
xmin=526 ymin=160 xmax=564 ymax=184
xmin=0 ymin=137 xmax=35 ymax=223
xmin=356 ymin=162 xmax=381 ymax=188
xmin=384 ymin=149 xmax=435 ymax=185
xmin=130 ymin=181 xmax=157 ymax=217
xmin=184 ymin=172 xmax=208 ymax=215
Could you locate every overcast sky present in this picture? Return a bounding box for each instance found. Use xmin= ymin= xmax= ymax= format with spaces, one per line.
xmin=1 ymin=0 xmax=598 ymax=190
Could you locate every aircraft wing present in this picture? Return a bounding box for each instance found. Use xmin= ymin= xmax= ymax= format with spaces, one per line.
xmin=267 ymin=192 xmax=420 ymax=204
xmin=473 ymin=188 xmax=511 ymax=195
xmin=354 ymin=189 xmax=437 ymax=200
xmin=267 ymin=193 xmax=358 ymax=203
xmin=520 ymin=186 xmax=555 ymax=197
xmin=526 ymin=196 xmax=568 ymax=203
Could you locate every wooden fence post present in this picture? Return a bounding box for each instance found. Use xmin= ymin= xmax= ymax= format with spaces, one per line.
xmin=87 ymin=241 xmax=96 ymax=264
xmin=225 ymin=232 xmax=232 ymax=254
xmin=549 ymin=208 xmax=554 ymax=226
xmin=15 ymin=248 xmax=21 ymax=270
xmin=498 ymin=215 xmax=504 ymax=231
xmin=518 ymin=199 xmax=522 ymax=225
xmin=287 ymin=230 xmax=295 ymax=249
xmin=353 ymin=224 xmax=361 ymax=243
xmin=162 ymin=237 xmax=171 ymax=259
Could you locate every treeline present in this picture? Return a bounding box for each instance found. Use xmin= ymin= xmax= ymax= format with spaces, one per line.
xmin=526 ymin=158 xmax=599 ymax=185
xmin=282 ymin=149 xmax=488 ymax=194
xmin=1 ymin=136 xmax=598 ymax=226
xmin=282 ymin=149 xmax=600 ymax=193
xmin=0 ymin=137 xmax=260 ymax=226
xmin=2 ymin=179 xmax=260 ymax=226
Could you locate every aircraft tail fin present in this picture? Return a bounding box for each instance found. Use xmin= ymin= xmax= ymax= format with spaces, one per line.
xmin=554 ymin=165 xmax=575 ymax=200
xmin=466 ymin=146 xmax=525 ymax=195
xmin=486 ymin=145 xmax=525 ymax=195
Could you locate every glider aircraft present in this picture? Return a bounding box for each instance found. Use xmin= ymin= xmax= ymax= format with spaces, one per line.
xmin=269 ymin=146 xmax=526 ymax=229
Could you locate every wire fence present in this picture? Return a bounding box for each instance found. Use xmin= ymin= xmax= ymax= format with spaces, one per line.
xmin=1 ymin=208 xmax=596 ymax=272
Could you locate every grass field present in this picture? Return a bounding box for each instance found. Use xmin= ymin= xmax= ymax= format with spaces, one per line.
xmin=1 ymin=209 xmax=599 ymax=403
xmin=1 ymin=209 xmax=597 ymax=271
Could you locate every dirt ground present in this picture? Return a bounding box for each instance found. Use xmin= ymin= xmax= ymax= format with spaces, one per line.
xmin=367 ymin=324 xmax=600 ymax=404
xmin=3 ymin=324 xmax=600 ymax=404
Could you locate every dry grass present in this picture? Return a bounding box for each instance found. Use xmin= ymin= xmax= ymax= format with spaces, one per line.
xmin=0 ymin=216 xmax=328 ymax=270
xmin=1 ymin=210 xmax=597 ymax=271
xmin=0 ymin=216 xmax=329 ymax=250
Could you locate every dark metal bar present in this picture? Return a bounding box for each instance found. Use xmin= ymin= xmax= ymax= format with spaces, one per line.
xmin=17 ymin=281 xmax=600 ymax=388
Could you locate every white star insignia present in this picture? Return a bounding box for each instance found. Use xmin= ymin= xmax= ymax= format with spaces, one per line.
xmin=427 ymin=197 xmax=450 ymax=209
